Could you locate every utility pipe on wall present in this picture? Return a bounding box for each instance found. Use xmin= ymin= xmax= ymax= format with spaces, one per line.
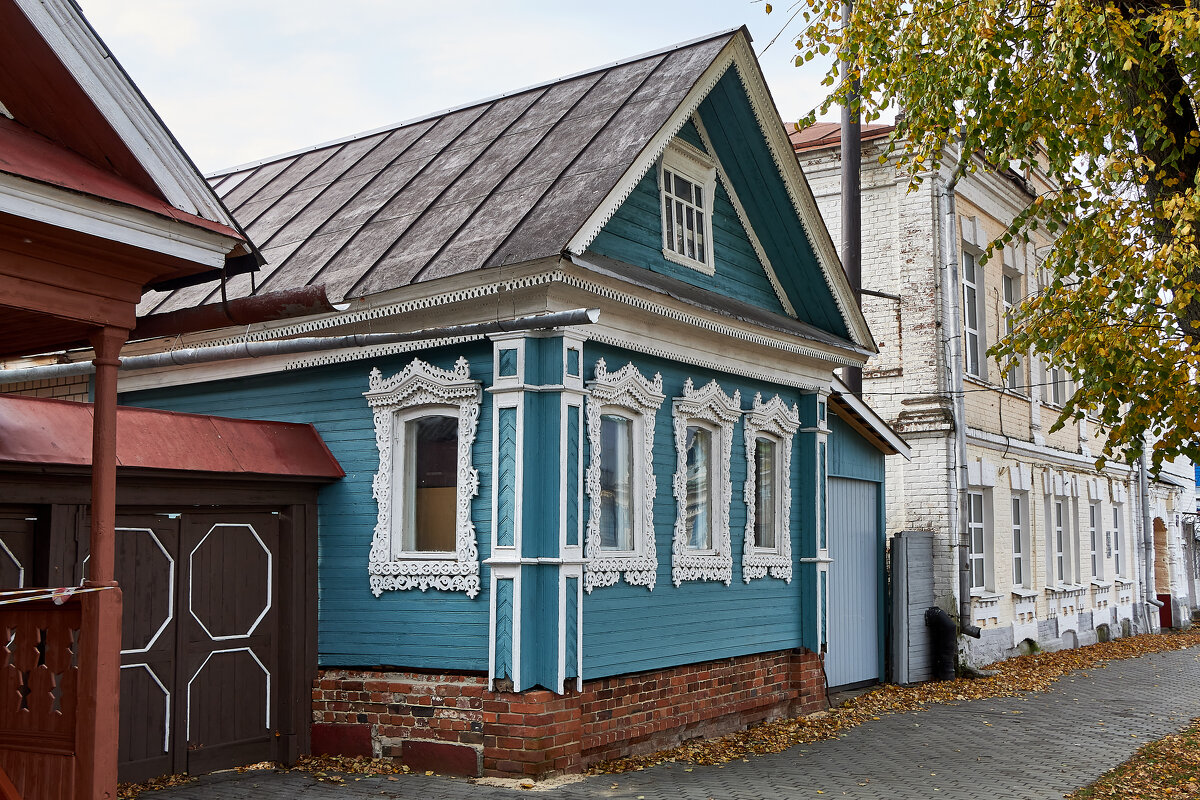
xmin=0 ymin=308 xmax=601 ymax=384
xmin=839 ymin=0 xmax=863 ymax=396
xmin=1139 ymin=451 xmax=1166 ymax=624
xmin=936 ymin=141 xmax=981 ymax=640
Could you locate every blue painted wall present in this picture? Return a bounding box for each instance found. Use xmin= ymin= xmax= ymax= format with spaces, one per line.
xmin=828 ymin=414 xmax=885 ymax=483
xmin=120 ymin=343 xmax=495 ymax=671
xmin=579 ymin=343 xmax=812 ymax=679
xmin=695 ymin=70 xmax=848 ymax=338
xmin=590 ymin=121 xmax=788 ymax=316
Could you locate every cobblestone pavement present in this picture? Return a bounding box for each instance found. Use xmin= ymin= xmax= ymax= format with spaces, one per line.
xmin=153 ymin=646 xmax=1200 ymax=800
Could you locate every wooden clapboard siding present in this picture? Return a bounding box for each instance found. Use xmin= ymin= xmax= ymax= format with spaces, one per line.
xmin=695 ymin=70 xmax=848 ymax=338
xmin=589 ymin=121 xmax=787 ymax=316
xmin=120 ymin=341 xmax=495 ymax=672
xmin=580 ymin=344 xmax=805 ymax=679
xmin=828 ymin=415 xmax=885 ymax=482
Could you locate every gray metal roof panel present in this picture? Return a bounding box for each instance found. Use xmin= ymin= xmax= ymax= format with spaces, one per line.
xmin=147 ymin=30 xmax=738 ymax=312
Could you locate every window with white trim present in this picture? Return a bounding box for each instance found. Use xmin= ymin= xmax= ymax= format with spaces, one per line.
xmin=660 ymin=141 xmax=716 ymax=273
xmin=742 ymin=393 xmax=799 ymax=583
xmin=1047 ymin=497 xmax=1071 ymax=585
xmin=671 ymin=379 xmax=740 ymax=586
xmin=1089 ymin=502 xmax=1103 ymax=579
xmin=1111 ymin=505 xmax=1125 ymax=577
xmin=365 ymin=357 xmax=482 ymax=598
xmin=962 ymin=250 xmax=985 ymax=379
xmin=1011 ymin=494 xmax=1028 ymax=587
xmin=585 ymin=360 xmax=665 ymax=592
xmin=967 ymin=491 xmax=990 ymax=590
xmin=1002 ymin=273 xmax=1023 ymax=392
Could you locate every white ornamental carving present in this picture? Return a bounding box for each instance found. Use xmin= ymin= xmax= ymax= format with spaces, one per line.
xmin=584 ymin=359 xmax=665 ymax=592
xmin=364 ymin=357 xmax=482 ymax=598
xmin=742 ymin=393 xmax=800 ymax=583
xmin=671 ymin=379 xmax=740 ymax=586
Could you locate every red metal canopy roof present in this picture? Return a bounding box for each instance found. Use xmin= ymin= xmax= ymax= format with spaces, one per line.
xmin=789 ymin=121 xmax=896 ymax=152
xmin=0 ymin=394 xmax=343 ymax=479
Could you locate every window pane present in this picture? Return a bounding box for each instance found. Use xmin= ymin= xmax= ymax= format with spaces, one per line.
xmin=405 ymin=415 xmax=458 ymax=552
xmin=599 ymin=414 xmax=634 ymax=550
xmin=685 ymin=426 xmax=713 ymax=550
xmin=754 ymin=437 xmax=777 ymax=549
xmin=695 ymin=214 xmax=706 ymax=263
xmin=685 ymin=206 xmax=696 ymax=259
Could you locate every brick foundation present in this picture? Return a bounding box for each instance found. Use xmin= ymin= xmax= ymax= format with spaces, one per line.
xmin=311 ymin=648 xmax=826 ymax=778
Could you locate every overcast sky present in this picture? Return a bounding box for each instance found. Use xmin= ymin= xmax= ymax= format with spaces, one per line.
xmin=76 ymin=0 xmax=842 ymax=174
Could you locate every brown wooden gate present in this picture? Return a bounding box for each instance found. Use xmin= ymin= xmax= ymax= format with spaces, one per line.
xmin=108 ymin=512 xmax=280 ymax=782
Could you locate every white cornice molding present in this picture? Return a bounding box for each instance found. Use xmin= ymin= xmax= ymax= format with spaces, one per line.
xmin=0 ymin=173 xmax=238 ymax=266
xmin=15 ymin=0 xmax=234 ymax=225
xmin=966 ymin=426 xmax=1133 ymax=477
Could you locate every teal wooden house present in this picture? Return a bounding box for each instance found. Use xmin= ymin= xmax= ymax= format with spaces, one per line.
xmin=117 ymin=27 xmax=907 ymax=778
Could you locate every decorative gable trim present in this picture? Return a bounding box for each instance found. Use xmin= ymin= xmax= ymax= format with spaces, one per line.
xmin=742 ymin=393 xmax=800 ymax=583
xmin=671 ymin=379 xmax=741 ymax=586
xmin=564 ymin=30 xmax=873 ymax=349
xmin=364 ymin=357 xmax=482 ymax=598
xmin=584 ymin=360 xmax=665 ymax=592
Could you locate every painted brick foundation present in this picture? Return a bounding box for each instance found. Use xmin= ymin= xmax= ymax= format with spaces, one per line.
xmin=311 ymin=649 xmax=826 ymax=778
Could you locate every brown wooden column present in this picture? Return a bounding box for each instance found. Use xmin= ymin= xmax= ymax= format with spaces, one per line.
xmin=77 ymin=325 xmax=126 ymax=800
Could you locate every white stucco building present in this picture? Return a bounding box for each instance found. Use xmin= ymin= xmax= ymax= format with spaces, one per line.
xmin=794 ymin=123 xmax=1195 ymax=665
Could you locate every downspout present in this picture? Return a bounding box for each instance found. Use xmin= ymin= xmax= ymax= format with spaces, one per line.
xmin=936 ymin=140 xmax=981 ymax=640
xmin=1139 ymin=451 xmax=1165 ymax=624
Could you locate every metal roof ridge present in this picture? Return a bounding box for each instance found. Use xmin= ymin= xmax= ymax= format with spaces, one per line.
xmin=205 ymin=27 xmax=744 ymax=179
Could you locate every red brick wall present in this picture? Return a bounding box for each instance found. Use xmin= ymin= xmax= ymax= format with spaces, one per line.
xmin=310 ymin=648 xmax=826 ymax=778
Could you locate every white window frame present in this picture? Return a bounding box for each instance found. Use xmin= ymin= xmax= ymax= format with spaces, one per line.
xmin=1002 ymin=272 xmax=1023 ymax=392
xmin=1111 ymin=504 xmax=1125 ymax=578
xmin=660 ymin=140 xmax=717 ymax=275
xmin=962 ymin=248 xmax=986 ymax=379
xmin=365 ymin=358 xmax=482 ymax=598
xmin=967 ymin=490 xmax=992 ymax=591
xmin=742 ymin=393 xmax=800 ymax=583
xmin=1089 ymin=502 xmax=1103 ymax=580
xmin=671 ymin=379 xmax=740 ymax=586
xmin=1047 ymin=497 xmax=1070 ymax=586
xmin=584 ymin=359 xmax=664 ymax=592
xmin=1011 ymin=493 xmax=1028 ymax=588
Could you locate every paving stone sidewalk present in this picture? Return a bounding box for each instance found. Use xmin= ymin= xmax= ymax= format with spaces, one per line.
xmin=151 ymin=645 xmax=1200 ymax=800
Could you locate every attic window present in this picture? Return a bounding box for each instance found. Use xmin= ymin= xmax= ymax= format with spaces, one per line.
xmin=660 ymin=140 xmax=716 ymax=274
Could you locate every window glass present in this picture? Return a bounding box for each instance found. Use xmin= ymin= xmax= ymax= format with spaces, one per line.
xmin=1012 ymin=496 xmax=1024 ymax=586
xmin=968 ymin=491 xmax=985 ymax=589
xmin=663 ymin=166 xmax=708 ymax=265
xmin=1003 ymin=274 xmax=1022 ymax=391
xmin=962 ymin=251 xmax=982 ymax=377
xmin=1054 ymin=500 xmax=1065 ymax=583
xmin=599 ymin=414 xmax=634 ymax=551
xmin=685 ymin=425 xmax=713 ymax=549
xmin=754 ymin=437 xmax=777 ymax=549
xmin=404 ymin=414 xmax=458 ymax=552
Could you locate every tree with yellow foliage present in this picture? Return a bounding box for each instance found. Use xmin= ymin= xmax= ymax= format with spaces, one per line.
xmin=780 ymin=0 xmax=1200 ymax=469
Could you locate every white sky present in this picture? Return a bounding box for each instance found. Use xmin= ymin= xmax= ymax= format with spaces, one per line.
xmin=75 ymin=0 xmax=841 ymax=174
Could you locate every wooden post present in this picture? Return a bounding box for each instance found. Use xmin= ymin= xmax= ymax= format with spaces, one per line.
xmin=76 ymin=326 xmax=126 ymax=800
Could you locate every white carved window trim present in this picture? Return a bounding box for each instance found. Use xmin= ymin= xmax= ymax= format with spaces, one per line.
xmin=742 ymin=393 xmax=799 ymax=583
xmin=672 ymin=379 xmax=740 ymax=586
xmin=660 ymin=139 xmax=717 ymax=275
xmin=584 ymin=360 xmax=664 ymax=592
xmin=364 ymin=357 xmax=482 ymax=598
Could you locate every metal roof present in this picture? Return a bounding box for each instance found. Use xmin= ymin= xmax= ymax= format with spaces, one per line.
xmin=789 ymin=122 xmax=896 ymax=153
xmin=138 ymin=30 xmax=737 ymax=316
xmin=0 ymin=394 xmax=343 ymax=479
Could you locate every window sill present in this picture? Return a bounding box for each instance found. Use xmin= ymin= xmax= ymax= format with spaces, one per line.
xmin=1011 ymin=588 xmax=1038 ymax=600
xmin=661 ymin=247 xmax=715 ymax=275
xmin=970 ymin=590 xmax=1002 ymax=602
xmin=1090 ymin=579 xmax=1112 ymax=589
xmin=962 ymin=374 xmax=1030 ymax=401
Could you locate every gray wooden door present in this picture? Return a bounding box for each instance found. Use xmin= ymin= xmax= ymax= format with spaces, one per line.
xmin=825 ymin=478 xmax=880 ymax=688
